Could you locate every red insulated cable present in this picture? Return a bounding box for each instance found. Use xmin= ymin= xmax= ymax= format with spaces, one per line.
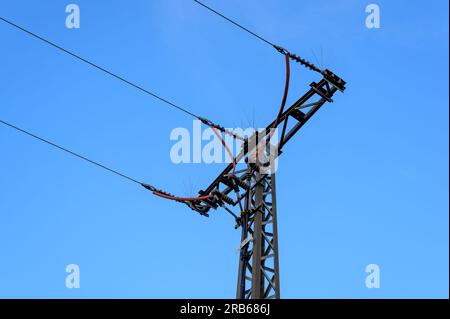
xmin=212 ymin=127 xmax=237 ymax=175
xmin=272 ymin=53 xmax=291 ymax=128
xmin=250 ymin=53 xmax=290 ymax=162
xmin=152 ymin=128 xmax=236 ymax=203
xmin=153 ymin=54 xmax=290 ymax=204
xmin=152 ymin=191 xmax=213 ymax=202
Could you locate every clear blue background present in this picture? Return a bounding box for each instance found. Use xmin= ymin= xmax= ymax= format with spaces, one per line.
xmin=0 ymin=0 xmax=448 ymax=298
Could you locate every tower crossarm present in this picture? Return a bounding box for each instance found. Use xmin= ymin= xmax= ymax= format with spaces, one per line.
xmin=186 ymin=70 xmax=346 ymax=215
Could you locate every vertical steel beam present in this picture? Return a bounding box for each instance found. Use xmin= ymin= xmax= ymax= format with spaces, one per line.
xmin=236 ymin=167 xmax=280 ymax=299
xmin=251 ymin=172 xmax=265 ymax=298
xmin=271 ymin=174 xmax=280 ymax=299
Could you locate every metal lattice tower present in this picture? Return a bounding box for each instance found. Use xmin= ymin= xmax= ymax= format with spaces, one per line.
xmin=236 ymin=170 xmax=280 ymax=299
xmin=186 ymin=70 xmax=346 ymax=299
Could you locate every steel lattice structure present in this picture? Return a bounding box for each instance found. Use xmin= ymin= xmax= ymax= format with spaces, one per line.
xmin=183 ymin=70 xmax=346 ymax=299
xmin=235 ymin=171 xmax=279 ymax=299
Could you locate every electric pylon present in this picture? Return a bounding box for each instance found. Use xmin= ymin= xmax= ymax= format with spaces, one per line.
xmin=185 ymin=70 xmax=346 ymax=299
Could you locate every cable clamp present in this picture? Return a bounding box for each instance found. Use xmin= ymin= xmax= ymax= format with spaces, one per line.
xmin=273 ymin=45 xmax=288 ymax=55
xmin=198 ymin=117 xmax=244 ymax=141
xmin=141 ymin=183 xmax=157 ymax=192
xmin=274 ymin=45 xmax=322 ymax=74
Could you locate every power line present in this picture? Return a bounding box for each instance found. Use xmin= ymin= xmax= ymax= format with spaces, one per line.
xmin=192 ymin=0 xmax=276 ymax=48
xmin=192 ymin=0 xmax=323 ymax=73
xmin=0 ymin=6 xmax=322 ymax=207
xmin=0 ymin=16 xmax=199 ymax=119
xmin=0 ymin=15 xmax=246 ymax=139
xmin=0 ymin=119 xmax=216 ymax=205
xmin=0 ymin=119 xmax=142 ymax=185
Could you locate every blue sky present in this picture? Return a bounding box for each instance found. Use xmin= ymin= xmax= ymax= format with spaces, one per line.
xmin=0 ymin=0 xmax=448 ymax=298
